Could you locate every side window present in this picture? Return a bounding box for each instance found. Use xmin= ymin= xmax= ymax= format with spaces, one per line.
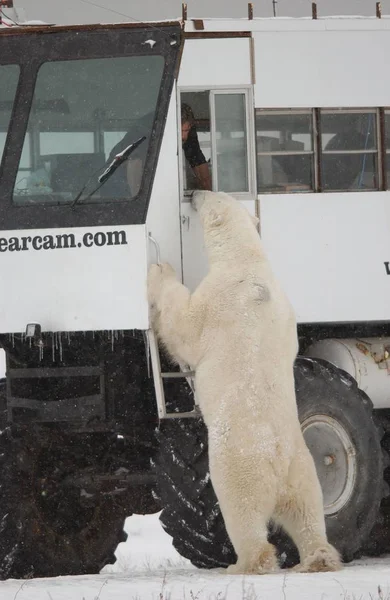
xmin=0 ymin=65 xmax=19 ymax=165
xmin=213 ymin=92 xmax=249 ymax=193
xmin=180 ymin=89 xmax=254 ymax=197
xmin=320 ymin=110 xmax=379 ymax=191
xmin=255 ymin=110 xmax=314 ymax=193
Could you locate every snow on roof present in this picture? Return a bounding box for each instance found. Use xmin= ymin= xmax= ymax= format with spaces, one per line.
xmin=184 ymin=15 xmax=390 ymax=32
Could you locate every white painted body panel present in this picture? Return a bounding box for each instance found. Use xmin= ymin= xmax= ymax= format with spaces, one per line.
xmin=178 ymin=38 xmax=252 ymax=88
xmin=0 ymin=225 xmax=149 ymax=333
xmin=252 ymin=28 xmax=389 ymax=108
xmin=260 ymin=191 xmax=390 ymax=323
xmin=146 ymin=92 xmax=182 ymax=275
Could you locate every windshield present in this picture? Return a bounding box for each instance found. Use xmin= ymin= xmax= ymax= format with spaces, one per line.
xmin=13 ymin=55 xmax=164 ymax=206
xmin=0 ymin=65 xmax=19 ymax=165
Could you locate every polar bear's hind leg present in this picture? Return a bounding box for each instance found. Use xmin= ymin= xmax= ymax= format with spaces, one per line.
xmin=226 ymin=520 xmax=279 ymax=575
xmin=275 ymin=450 xmax=342 ymax=573
xmin=227 ymin=541 xmax=278 ymax=575
xmin=218 ymin=488 xmax=279 ymax=575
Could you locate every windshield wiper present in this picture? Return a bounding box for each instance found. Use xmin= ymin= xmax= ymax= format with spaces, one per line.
xmin=71 ymin=135 xmax=146 ymax=208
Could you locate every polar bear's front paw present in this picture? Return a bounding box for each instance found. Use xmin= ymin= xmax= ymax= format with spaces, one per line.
xmin=148 ymin=262 xmax=175 ymax=285
xmin=148 ymin=262 xmax=162 ymax=282
xmin=159 ymin=262 xmax=176 ymax=277
xmin=147 ymin=262 xmax=178 ymax=309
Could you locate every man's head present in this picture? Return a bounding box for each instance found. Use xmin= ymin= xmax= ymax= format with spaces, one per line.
xmin=181 ymin=103 xmax=195 ymax=142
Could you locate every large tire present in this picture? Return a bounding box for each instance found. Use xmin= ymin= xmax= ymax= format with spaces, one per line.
xmin=0 ymin=426 xmax=133 ymax=580
xmin=295 ymin=357 xmax=385 ymax=561
xmin=361 ymin=410 xmax=390 ymax=556
xmin=156 ymin=357 xmax=385 ymax=568
xmin=156 ymin=417 xmax=235 ymax=568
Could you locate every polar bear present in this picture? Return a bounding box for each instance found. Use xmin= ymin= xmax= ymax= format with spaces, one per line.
xmin=148 ymin=190 xmax=341 ymax=575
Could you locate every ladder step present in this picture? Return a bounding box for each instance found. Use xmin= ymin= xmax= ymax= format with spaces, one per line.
xmin=148 ymin=329 xmax=197 ymax=419
xmin=161 ymin=371 xmax=195 ymax=379
xmin=163 ymin=408 xmax=201 ymax=419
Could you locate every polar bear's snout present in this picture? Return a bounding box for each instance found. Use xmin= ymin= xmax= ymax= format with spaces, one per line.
xmin=191 ymin=190 xmax=206 ymax=211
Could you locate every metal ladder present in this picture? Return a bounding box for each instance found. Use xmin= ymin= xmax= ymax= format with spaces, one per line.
xmin=147 ymin=329 xmax=200 ymax=419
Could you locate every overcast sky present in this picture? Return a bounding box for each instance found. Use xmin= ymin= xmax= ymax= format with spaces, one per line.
xmin=12 ymin=0 xmax=390 ymax=24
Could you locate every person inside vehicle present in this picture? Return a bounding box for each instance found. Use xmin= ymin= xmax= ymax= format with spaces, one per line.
xmin=181 ymin=103 xmax=212 ymax=191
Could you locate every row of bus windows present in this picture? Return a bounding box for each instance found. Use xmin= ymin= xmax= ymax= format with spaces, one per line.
xmin=181 ymin=92 xmax=390 ymax=194
xmin=256 ymin=109 xmax=382 ymax=193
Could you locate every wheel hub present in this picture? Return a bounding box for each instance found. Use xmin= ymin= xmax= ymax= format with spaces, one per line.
xmin=301 ymin=415 xmax=357 ymax=515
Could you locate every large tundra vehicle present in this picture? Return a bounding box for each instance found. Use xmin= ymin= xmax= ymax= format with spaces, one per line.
xmin=1 ymin=0 xmax=390 ymax=579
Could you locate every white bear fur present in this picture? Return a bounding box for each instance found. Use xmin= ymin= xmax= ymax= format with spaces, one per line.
xmin=148 ymin=190 xmax=341 ymax=575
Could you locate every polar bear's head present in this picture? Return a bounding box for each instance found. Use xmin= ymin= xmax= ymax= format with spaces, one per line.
xmin=191 ymin=190 xmax=260 ymax=263
xmin=192 ymin=190 xmax=259 ymax=229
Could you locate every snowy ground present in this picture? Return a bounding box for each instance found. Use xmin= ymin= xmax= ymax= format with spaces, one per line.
xmin=1 ymin=513 xmax=390 ymax=600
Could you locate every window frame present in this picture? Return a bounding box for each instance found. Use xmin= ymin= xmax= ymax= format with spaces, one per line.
xmin=254 ymin=107 xmax=383 ymax=194
xmin=319 ymin=107 xmax=382 ymax=193
xmin=255 ymin=107 xmax=316 ymax=194
xmin=178 ymin=85 xmax=257 ymax=202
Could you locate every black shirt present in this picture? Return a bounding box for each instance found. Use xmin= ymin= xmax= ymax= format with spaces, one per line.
xmin=183 ymin=126 xmax=207 ymax=168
